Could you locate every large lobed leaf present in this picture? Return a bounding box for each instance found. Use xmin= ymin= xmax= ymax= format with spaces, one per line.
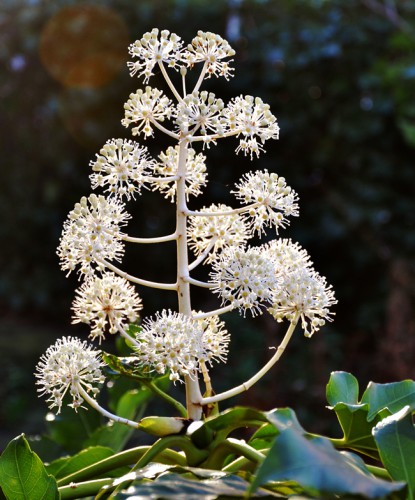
xmin=326 ymin=371 xmax=415 ymax=460
xmin=103 ymin=464 xmax=277 ymax=499
xmin=250 ymin=424 xmax=405 ymax=498
xmin=373 ymin=406 xmax=415 ymax=500
xmin=0 ymin=434 xmax=59 ymax=500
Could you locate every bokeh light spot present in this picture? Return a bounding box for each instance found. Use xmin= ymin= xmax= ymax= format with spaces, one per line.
xmin=39 ymin=5 xmax=129 ymax=88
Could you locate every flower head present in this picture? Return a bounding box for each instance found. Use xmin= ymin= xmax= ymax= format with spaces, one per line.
xmin=122 ymin=86 xmax=173 ymax=138
xmin=72 ymin=272 xmax=143 ymax=343
xmin=268 ymin=266 xmax=337 ymax=337
xmin=35 ymin=337 xmax=105 ymax=413
xmin=224 ymin=95 xmax=279 ymax=158
xmin=176 ymin=91 xmax=225 ymax=139
xmin=134 ymin=310 xmax=229 ymax=382
xmin=195 ymin=314 xmax=230 ymax=366
xmin=182 ymin=31 xmax=235 ymax=80
xmin=261 ymin=238 xmax=313 ymax=274
xmin=188 ymin=204 xmax=250 ymax=263
xmin=128 ymin=28 xmax=183 ymax=83
xmin=57 ymin=194 xmax=129 ymax=277
xmin=233 ymin=170 xmax=299 ymax=235
xmin=209 ymin=246 xmax=280 ymax=316
xmin=90 ymin=139 xmax=155 ymax=200
xmin=152 ymin=146 xmax=207 ymax=201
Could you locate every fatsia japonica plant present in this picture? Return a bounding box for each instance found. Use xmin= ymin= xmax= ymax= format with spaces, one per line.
xmin=39 ymin=28 xmax=336 ymax=425
xmin=2 ymin=29 xmax=413 ymax=500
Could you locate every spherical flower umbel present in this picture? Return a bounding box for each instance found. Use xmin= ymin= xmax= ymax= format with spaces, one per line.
xmin=35 ymin=336 xmax=105 ymax=413
xmin=182 ymin=31 xmax=235 ymax=80
xmin=57 ymin=194 xmax=130 ymax=277
xmin=268 ymin=266 xmax=337 ymax=337
xmin=261 ymin=238 xmax=313 ymax=274
xmin=209 ymin=246 xmax=281 ymax=316
xmin=152 ymin=146 xmax=207 ymax=201
xmin=188 ymin=204 xmax=250 ymax=263
xmin=224 ymin=95 xmax=280 ymax=158
xmin=90 ymin=139 xmax=155 ymax=200
xmin=195 ymin=314 xmax=230 ymax=366
xmin=177 ymin=91 xmax=225 ymax=139
xmin=134 ymin=310 xmax=229 ymax=382
xmin=72 ymin=272 xmax=143 ymax=343
xmin=122 ymin=86 xmax=173 ymax=138
xmin=233 ymin=170 xmax=299 ymax=235
xmin=128 ymin=28 xmax=183 ymax=83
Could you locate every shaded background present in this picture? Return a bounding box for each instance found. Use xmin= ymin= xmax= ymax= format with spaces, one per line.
xmin=1 ymin=0 xmax=415 ymax=450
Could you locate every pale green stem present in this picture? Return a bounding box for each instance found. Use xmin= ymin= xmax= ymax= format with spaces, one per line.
xmin=158 ymin=61 xmax=183 ymax=102
xmin=189 ymin=128 xmax=241 ymax=142
xmin=199 ymin=360 xmax=213 ymax=397
xmin=193 ymin=304 xmax=235 ymax=319
xmin=115 ymin=323 xmax=189 ymax=417
xmin=203 ymin=438 xmax=266 ymax=469
xmin=57 ymin=446 xmax=186 ymax=486
xmin=150 ymin=118 xmax=180 ymax=139
xmin=116 ymin=322 xmax=141 ymax=348
xmin=192 ymin=61 xmax=208 ymax=93
xmin=182 ymin=70 xmax=187 ymax=96
xmin=123 ymin=232 xmax=177 ymax=244
xmin=98 ymin=258 xmax=177 ymax=291
xmin=176 ymin=136 xmax=203 ymax=420
xmin=59 ymin=478 xmax=112 ymax=500
xmin=186 ymin=276 xmax=213 ymax=288
xmin=200 ymin=316 xmax=299 ymax=405
xmin=185 ymin=202 xmax=261 ymax=218
xmin=145 ymin=175 xmax=179 ymax=183
xmin=188 ymin=237 xmax=218 ymax=271
xmin=77 ymin=385 xmax=139 ymax=428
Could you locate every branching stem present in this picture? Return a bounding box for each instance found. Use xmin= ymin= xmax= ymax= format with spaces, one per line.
xmin=99 ymin=258 xmax=177 ymax=291
xmin=200 ymin=316 xmax=299 ymax=405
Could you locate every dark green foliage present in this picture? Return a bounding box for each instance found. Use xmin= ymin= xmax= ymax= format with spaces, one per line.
xmin=2 ymin=372 xmax=414 ymax=499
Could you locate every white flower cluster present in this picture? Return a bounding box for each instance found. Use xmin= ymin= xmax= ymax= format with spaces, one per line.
xmin=57 ymin=194 xmax=130 ymax=277
xmin=152 ymin=146 xmax=207 ymax=201
xmin=72 ymin=272 xmax=143 ymax=343
xmin=90 ymin=139 xmax=154 ymax=200
xmin=177 ymin=91 xmax=225 ymax=138
xmin=225 ymin=96 xmax=280 ymax=158
xmin=210 ymin=246 xmax=281 ymax=316
xmin=183 ymin=31 xmax=235 ymax=79
xmin=122 ymin=86 xmax=173 ymax=138
xmin=128 ymin=29 xmax=184 ymax=83
xmin=43 ymin=28 xmax=338 ymax=420
xmin=134 ymin=310 xmax=229 ymax=382
xmin=208 ymin=238 xmax=337 ymax=335
xmin=127 ymin=29 xmax=235 ymax=83
xmin=188 ymin=204 xmax=250 ymax=263
xmin=35 ymin=337 xmax=105 ymax=413
xmin=233 ymin=170 xmax=299 ymax=235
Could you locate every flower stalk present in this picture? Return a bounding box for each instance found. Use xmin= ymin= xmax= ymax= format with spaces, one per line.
xmin=37 ymin=28 xmax=337 ymax=429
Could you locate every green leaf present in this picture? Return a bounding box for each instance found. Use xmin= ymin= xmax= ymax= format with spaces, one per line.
xmin=46 ymin=445 xmax=114 ymax=480
xmin=187 ymin=407 xmax=266 ymax=448
xmin=266 ymin=407 xmax=307 ymax=433
xmin=373 ymin=406 xmax=415 ymax=499
xmin=102 ymin=352 xmax=155 ymax=381
xmin=0 ymin=434 xmax=59 ymax=500
xmin=250 ymin=427 xmax=405 ymax=498
xmin=330 ymin=402 xmax=381 ymax=459
xmin=108 ymin=466 xmax=271 ymax=499
xmin=85 ymin=389 xmax=151 ymax=452
xmin=361 ymin=380 xmax=415 ymax=421
xmin=326 ymin=371 xmax=360 ymax=406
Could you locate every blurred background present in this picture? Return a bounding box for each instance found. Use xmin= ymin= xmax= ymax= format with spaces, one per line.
xmin=1 ymin=0 xmax=415 ymax=451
